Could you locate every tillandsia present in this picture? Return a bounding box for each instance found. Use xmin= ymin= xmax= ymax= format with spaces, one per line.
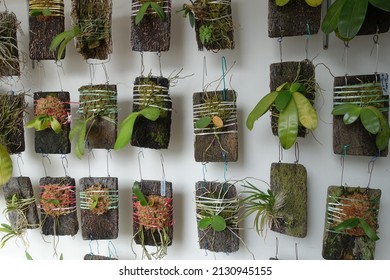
xmin=26 ymin=95 xmax=69 ymax=134
xmin=275 ymin=0 xmax=323 ymax=7
xmin=134 ymin=0 xmax=167 ymax=25
xmin=132 ymin=181 xmax=173 ymax=260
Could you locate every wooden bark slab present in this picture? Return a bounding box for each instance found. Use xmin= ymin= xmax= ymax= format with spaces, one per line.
xmin=193 ymin=0 xmax=234 ymax=51
xmin=39 ymin=177 xmax=79 ymax=236
xmin=268 ymin=0 xmax=321 ymax=38
xmin=130 ymin=0 xmax=171 ymax=52
xmin=193 ymin=90 xmax=238 ymax=162
xmin=71 ymin=0 xmax=113 ymax=60
xmin=333 ymin=74 xmax=389 ymax=157
xmin=131 ymin=76 xmax=172 ymax=149
xmin=270 ymin=60 xmax=315 ymax=138
xmin=322 ymin=186 xmax=381 ymax=260
xmin=0 ymin=94 xmax=25 ymax=154
xmin=84 ymin=254 xmax=118 ymax=260
xmin=133 ymin=180 xmax=173 ymax=247
xmin=357 ymin=4 xmax=390 ymax=36
xmin=0 ymin=12 xmax=20 ymax=76
xmin=29 ymin=10 xmax=65 ymax=60
xmin=80 ymin=177 xmax=119 ymax=240
xmin=79 ymin=84 xmax=117 ymax=149
xmin=270 ymin=162 xmax=307 ymax=238
xmin=195 ymin=181 xmax=239 ymax=253
xmin=34 ymin=92 xmax=71 ymax=154
xmin=3 ymin=177 xmax=40 ymax=230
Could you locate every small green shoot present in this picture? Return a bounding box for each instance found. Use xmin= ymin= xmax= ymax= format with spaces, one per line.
xmin=133 ymin=181 xmax=148 ymax=207
xmin=198 ymin=215 xmax=226 ymax=232
xmin=333 ymin=217 xmax=379 ymax=241
xmin=135 ymin=1 xmax=166 ymax=25
xmin=26 ymin=115 xmax=62 ymax=134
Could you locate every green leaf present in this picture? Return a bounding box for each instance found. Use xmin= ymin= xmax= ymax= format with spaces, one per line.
xmin=0 ymin=144 xmax=12 ymax=186
xmin=195 ymin=116 xmax=212 ymax=128
xmin=135 ymin=2 xmax=151 ymax=25
xmin=90 ymin=196 xmax=98 ymax=210
xmin=50 ymin=117 xmax=62 ymax=134
xmin=332 ymin=103 xmax=359 ymax=115
xmin=333 ymin=217 xmax=360 ymax=232
xmin=369 ymin=0 xmax=390 ymax=12
xmin=198 ymin=217 xmax=213 ymax=229
xmin=210 ymin=215 xmax=227 ymax=232
xmin=42 ymin=9 xmax=52 ymax=16
xmin=276 ymin=82 xmax=289 ymax=92
xmin=133 ymin=181 xmax=148 ymax=207
xmin=69 ymin=119 xmax=88 ymax=159
xmin=59 ymin=253 xmax=64 ymax=260
xmin=289 ymin=82 xmax=301 ymax=93
xmin=369 ymin=106 xmax=390 ymax=151
xmin=50 ymin=26 xmax=80 ymax=61
xmin=292 ymin=91 xmax=318 ymax=130
xmin=359 ymin=218 xmax=379 ymax=241
xmin=188 ymin=11 xmax=195 ymax=28
xmin=360 ymin=107 xmax=380 ymax=134
xmin=275 ymin=91 xmax=292 ymax=112
xmin=150 ymin=2 xmax=166 ymax=21
xmin=25 ymin=251 xmax=33 ymax=260
xmin=305 ymin=0 xmax=323 ymax=7
xmin=140 ymin=107 xmax=160 ymax=121
xmin=199 ymin=24 xmax=212 ymax=45
xmin=338 ymin=0 xmax=369 ymax=39
xmin=246 ymin=91 xmax=278 ymax=130
xmin=278 ymin=98 xmax=298 ymax=149
xmin=343 ymin=106 xmax=361 ymax=125
xmin=275 ymin=0 xmax=290 ymax=6
xmin=0 ymin=223 xmax=14 ymax=233
xmin=321 ymin=0 xmax=347 ymax=35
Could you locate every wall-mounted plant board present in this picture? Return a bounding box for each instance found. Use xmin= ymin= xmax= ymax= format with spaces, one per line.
xmin=0 ymin=11 xmax=20 ymax=76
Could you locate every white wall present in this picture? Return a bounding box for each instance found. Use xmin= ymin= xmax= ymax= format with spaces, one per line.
xmin=0 ymin=0 xmax=389 ymax=260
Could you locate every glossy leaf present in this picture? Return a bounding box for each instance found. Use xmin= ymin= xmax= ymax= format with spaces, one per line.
xmin=360 ymin=107 xmax=380 ymax=134
xmin=343 ymin=106 xmax=361 ymax=125
xmin=198 ymin=217 xmax=213 ymax=229
xmin=50 ymin=117 xmax=62 ymax=134
xmin=133 ymin=181 xmax=148 ymax=207
xmin=370 ymin=106 xmax=390 ymax=151
xmin=332 ymin=103 xmax=359 ymax=115
xmin=292 ymin=91 xmax=318 ymax=130
xmin=150 ymin=2 xmax=166 ymax=21
xmin=276 ymin=82 xmax=289 ymax=92
xmin=50 ymin=26 xmax=80 ymax=61
xmin=305 ymin=0 xmax=323 ymax=7
xmin=338 ymin=0 xmax=368 ymax=39
xmin=195 ymin=116 xmax=212 ymax=128
xmin=25 ymin=251 xmax=33 ymax=260
xmin=210 ymin=215 xmax=227 ymax=232
xmin=278 ymin=98 xmax=298 ymax=149
xmin=72 ymin=120 xmax=88 ymax=160
xmin=275 ymin=0 xmax=290 ymax=6
xmin=359 ymin=218 xmax=379 ymax=241
xmin=333 ymin=217 xmax=360 ymax=232
xmin=140 ymin=107 xmax=161 ymax=121
xmin=0 ymin=144 xmax=12 ymax=186
xmin=135 ymin=2 xmax=150 ymax=25
xmin=289 ymin=83 xmax=301 ymax=93
xmin=246 ymin=91 xmax=278 ymax=130
xmin=369 ymin=0 xmax=390 ymax=12
xmin=321 ymin=0 xmax=347 ymax=34
xmin=275 ymin=91 xmax=292 ymax=112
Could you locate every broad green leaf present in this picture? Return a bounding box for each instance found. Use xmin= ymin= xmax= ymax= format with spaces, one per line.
xmin=305 ymin=0 xmax=323 ymax=7
xmin=135 ymin=3 xmax=151 ymax=25
xmin=246 ymin=91 xmax=278 ymax=130
xmin=42 ymin=9 xmax=51 ymax=16
xmin=343 ymin=106 xmax=361 ymax=125
xmin=150 ymin=2 xmax=166 ymax=21
xmin=29 ymin=9 xmax=43 ymax=16
xmin=276 ymin=82 xmax=289 ymax=92
xmin=0 ymin=144 xmax=12 ymax=186
xmin=50 ymin=117 xmax=62 ymax=134
xmin=25 ymin=251 xmax=33 ymax=260
xmin=69 ymin=119 xmax=85 ymax=141
xmin=332 ymin=103 xmax=359 ymax=115
xmin=359 ymin=218 xmax=379 ymax=241
xmin=50 ymin=27 xmax=79 ymax=51
xmin=360 ymin=107 xmax=380 ymax=134
xmin=275 ymin=0 xmax=290 ymax=6
xmin=75 ymin=120 xmax=88 ymax=159
xmin=25 ymin=116 xmax=40 ymax=129
xmin=140 ymin=107 xmax=160 ymax=121
xmin=210 ymin=215 xmax=227 ymax=232
xmin=275 ymin=91 xmax=292 ymax=112
xmin=133 ymin=181 xmax=148 ymax=207
xmin=289 ymin=83 xmax=301 ymax=93
xmin=198 ymin=217 xmax=213 ymax=229
xmin=115 ymin=112 xmax=140 ymax=150
xmin=370 ymin=106 xmax=390 ymax=151
xmin=333 ymin=217 xmax=360 ymax=232
xmin=278 ymin=98 xmax=298 ymax=149
xmin=321 ymin=0 xmax=347 ymax=35
xmin=338 ymin=0 xmax=369 ymax=39
xmin=292 ymin=91 xmax=318 ymax=130
xmin=195 ymin=116 xmax=211 ymax=128
xmin=369 ymin=0 xmax=390 ymax=12
xmin=0 ymin=223 xmax=13 ymax=233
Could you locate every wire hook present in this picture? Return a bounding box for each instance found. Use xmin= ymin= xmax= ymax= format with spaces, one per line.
xmin=367 ymin=156 xmax=377 ymax=188
xmin=138 ymin=150 xmax=144 ymax=181
xmin=16 ymin=153 xmax=24 ymax=177
xmin=61 ymin=154 xmax=69 ymax=177
xmin=160 ymin=153 xmax=166 ymax=196
xmin=221 ymin=56 xmax=227 ymax=100
xmin=42 ymin=154 xmax=51 ymax=177
xmin=202 ymin=56 xmax=207 ymax=91
xmin=107 ymin=149 xmax=112 ymax=177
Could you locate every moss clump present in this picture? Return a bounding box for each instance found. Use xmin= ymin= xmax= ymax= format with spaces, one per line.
xmin=40 ymin=184 xmax=76 ymax=217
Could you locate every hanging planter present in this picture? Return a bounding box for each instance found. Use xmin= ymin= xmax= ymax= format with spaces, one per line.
xmin=269 ymin=162 xmax=307 ymax=237
xmin=1 ymin=177 xmax=40 ymax=248
xmin=132 ymin=180 xmax=173 ymax=260
xmin=247 ymin=60 xmax=318 ymax=150
xmin=0 ymin=93 xmax=27 ymax=154
xmin=180 ymin=0 xmax=234 ymax=51
xmin=39 ymin=177 xmax=79 ymax=236
xmin=322 ymin=186 xmax=381 ymax=260
xmin=79 ymin=177 xmax=119 ymax=240
xmin=268 ymin=0 xmax=322 ymax=38
xmin=26 ymin=92 xmax=71 ymax=154
xmin=193 ymin=90 xmax=238 ymax=162
xmin=124 ymin=76 xmax=172 ymax=150
xmin=332 ymin=73 xmax=389 ymax=157
xmin=70 ymin=84 xmax=117 ymax=159
xmin=28 ymin=0 xmax=65 ymax=60
xmin=84 ymin=254 xmax=118 ymax=260
xmin=0 ymin=11 xmax=20 ymax=77
xmin=130 ymin=0 xmax=171 ymax=52
xmin=195 ymin=181 xmax=240 ymax=253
